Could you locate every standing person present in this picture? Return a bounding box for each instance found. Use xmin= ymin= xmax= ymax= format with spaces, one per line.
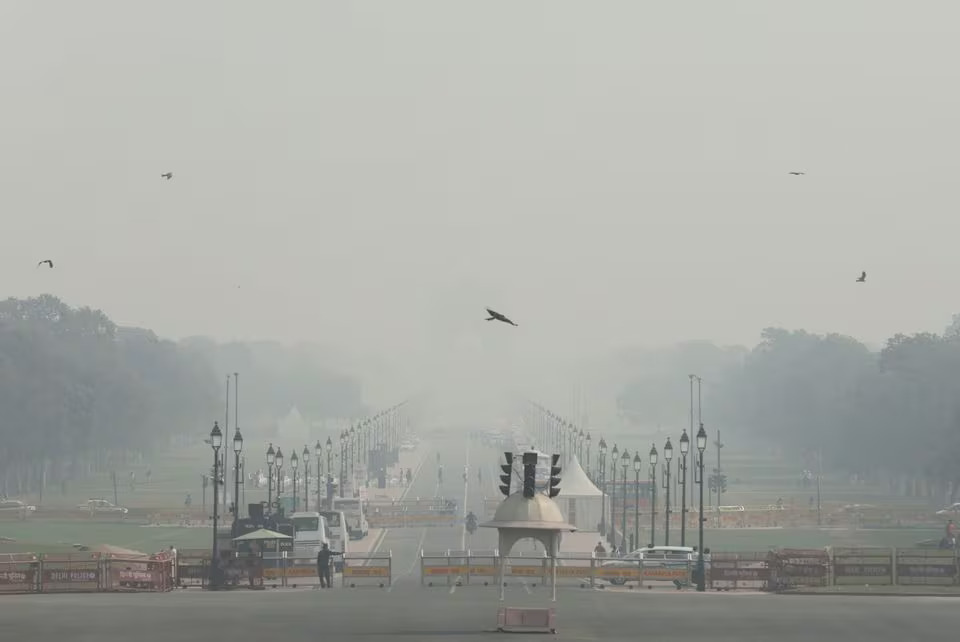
xmin=947 ymin=520 xmax=957 ymax=547
xmin=316 ymin=543 xmax=342 ymax=589
xmin=168 ymin=545 xmax=178 ymax=587
xmin=594 ymin=541 xmax=607 ymax=557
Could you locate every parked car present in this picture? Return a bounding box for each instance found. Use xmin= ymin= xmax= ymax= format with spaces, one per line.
xmin=78 ymin=498 xmax=128 ymax=516
xmin=600 ymin=546 xmax=711 ymax=586
xmin=0 ymin=499 xmax=36 ymax=519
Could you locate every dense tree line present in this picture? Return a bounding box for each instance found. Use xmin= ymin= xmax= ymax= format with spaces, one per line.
xmin=0 ymin=296 xmax=363 ymax=496
xmin=616 ymin=326 xmax=960 ymax=502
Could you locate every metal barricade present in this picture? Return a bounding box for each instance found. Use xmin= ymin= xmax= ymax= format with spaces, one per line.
xmin=710 ymin=552 xmax=769 ymax=590
xmin=342 ymin=551 xmax=391 ymax=588
xmin=421 ymin=550 xmax=459 ymax=586
xmin=39 ymin=554 xmax=102 ymax=593
xmin=262 ymin=552 xmax=320 ymax=587
xmin=0 ymin=553 xmax=39 ymax=594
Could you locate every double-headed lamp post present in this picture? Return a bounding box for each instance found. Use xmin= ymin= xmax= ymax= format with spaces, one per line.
xmin=302 ymin=445 xmax=310 ymax=512
xmin=610 ymin=444 xmax=619 ymax=545
xmin=266 ymin=444 xmax=275 ymax=515
xmin=620 ymin=449 xmax=629 ymax=551
xmin=315 ymin=441 xmax=323 ymax=511
xmin=275 ymin=448 xmax=284 ymax=513
xmin=633 ymin=453 xmax=641 ymax=552
xmin=291 ymin=451 xmax=299 ymax=512
xmin=232 ymin=429 xmax=243 ymax=525
xmin=663 ymin=437 xmax=673 ymax=546
xmin=649 ymin=444 xmax=658 ymax=548
xmin=679 ymin=430 xmax=690 ymax=546
xmin=209 ymin=421 xmax=223 ymax=589
xmin=696 ymin=423 xmax=708 ymax=592
xmin=599 ymin=438 xmax=608 ymax=536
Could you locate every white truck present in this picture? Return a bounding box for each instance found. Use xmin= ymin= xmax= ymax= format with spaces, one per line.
xmin=333 ymin=497 xmax=369 ymax=540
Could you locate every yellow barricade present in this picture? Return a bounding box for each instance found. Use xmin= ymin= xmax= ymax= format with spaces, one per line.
xmin=344 ymin=566 xmax=389 ymax=578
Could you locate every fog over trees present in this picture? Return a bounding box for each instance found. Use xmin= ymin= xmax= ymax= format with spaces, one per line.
xmin=0 ymin=295 xmax=363 ymax=496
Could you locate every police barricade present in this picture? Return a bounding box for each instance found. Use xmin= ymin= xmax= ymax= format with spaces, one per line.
xmin=551 ymin=553 xmax=596 ymax=588
xmin=466 ymin=550 xmax=499 ymax=586
xmin=342 ymin=551 xmax=392 ymax=588
xmin=0 ymin=553 xmax=39 ymax=593
xmin=262 ymin=553 xmax=321 ymax=587
xmin=421 ymin=550 xmax=458 ymax=586
xmin=39 ymin=553 xmax=102 ymax=593
xmin=709 ymin=552 xmax=769 ymax=590
xmin=102 ymin=554 xmax=174 ymax=592
xmin=768 ymin=548 xmax=830 ymax=590
xmin=831 ymin=547 xmax=894 ymax=586
xmin=176 ymin=549 xmax=211 ymax=587
xmin=895 ymin=548 xmax=959 ymax=586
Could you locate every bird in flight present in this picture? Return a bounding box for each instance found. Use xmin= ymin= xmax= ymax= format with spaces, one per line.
xmin=161 ymin=172 xmax=173 ymax=180
xmin=855 ymin=271 xmax=866 ymax=283
xmin=37 ymin=259 xmax=54 ymax=269
xmin=788 ymin=171 xmax=805 ymax=176
xmin=485 ymin=308 xmax=518 ymax=326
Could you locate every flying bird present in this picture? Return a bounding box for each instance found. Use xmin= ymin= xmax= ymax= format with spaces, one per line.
xmin=788 ymin=171 xmax=805 ymax=176
xmin=37 ymin=259 xmax=53 ymax=269
xmin=161 ymin=172 xmax=173 ymax=180
xmin=485 ymin=308 xmax=518 ymax=326
xmin=856 ymin=271 xmax=866 ymax=283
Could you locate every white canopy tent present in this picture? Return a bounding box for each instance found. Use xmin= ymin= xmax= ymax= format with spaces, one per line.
xmin=556 ymin=454 xmax=606 ymax=532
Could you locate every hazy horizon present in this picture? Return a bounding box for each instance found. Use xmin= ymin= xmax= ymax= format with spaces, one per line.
xmin=4 ymin=2 xmax=959 ymax=381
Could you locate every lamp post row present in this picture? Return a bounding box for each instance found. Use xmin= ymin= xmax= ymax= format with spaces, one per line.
xmin=527 ymin=399 xmax=711 ymax=591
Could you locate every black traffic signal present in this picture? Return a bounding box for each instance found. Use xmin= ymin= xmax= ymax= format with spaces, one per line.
xmin=499 ymin=452 xmax=514 ymax=497
xmin=548 ymin=453 xmax=561 ymax=498
xmin=522 ymin=451 xmax=538 ymax=499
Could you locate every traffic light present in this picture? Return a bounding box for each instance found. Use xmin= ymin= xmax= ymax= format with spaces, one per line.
xmin=499 ymin=452 xmax=514 ymax=497
xmin=522 ymin=451 xmax=538 ymax=499
xmin=548 ymin=453 xmax=561 ymax=498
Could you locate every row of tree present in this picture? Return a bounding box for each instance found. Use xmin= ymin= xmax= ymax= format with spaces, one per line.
xmin=615 ymin=324 xmax=960 ymax=502
xmin=0 ymin=295 xmax=363 ymax=495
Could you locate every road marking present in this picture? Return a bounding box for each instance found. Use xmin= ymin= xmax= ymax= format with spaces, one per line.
xmin=386 ymin=527 xmax=427 ymax=592
xmin=371 ymin=445 xmax=428 ymax=558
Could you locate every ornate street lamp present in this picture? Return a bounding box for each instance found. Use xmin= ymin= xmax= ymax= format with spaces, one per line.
xmin=663 ymin=437 xmax=673 ymax=546
xmin=232 ymin=429 xmax=243 ymax=524
xmin=649 ymin=444 xmax=658 ymax=547
xmin=266 ymin=443 xmax=275 ymax=514
xmin=633 ymin=453 xmax=642 ymax=553
xmin=209 ymin=421 xmax=223 ymax=589
xmin=696 ymin=423 xmax=708 ymax=592
xmin=679 ymin=430 xmax=690 ymax=546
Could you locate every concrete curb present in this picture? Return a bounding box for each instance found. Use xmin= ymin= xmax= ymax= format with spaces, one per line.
xmin=780 ymin=590 xmax=960 ymax=598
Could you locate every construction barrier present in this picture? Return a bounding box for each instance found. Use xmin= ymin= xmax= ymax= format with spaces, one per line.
xmin=768 ymin=548 xmax=830 ymax=590
xmin=342 ymin=552 xmax=392 ymax=588
xmin=832 ymin=547 xmax=894 ymax=586
xmin=0 ymin=553 xmax=174 ymax=594
xmin=710 ymin=552 xmax=769 ymax=590
xmin=895 ymin=548 xmax=959 ymax=586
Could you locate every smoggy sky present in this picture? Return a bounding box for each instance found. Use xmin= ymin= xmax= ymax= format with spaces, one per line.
xmin=3 ymin=1 xmax=959 ymax=372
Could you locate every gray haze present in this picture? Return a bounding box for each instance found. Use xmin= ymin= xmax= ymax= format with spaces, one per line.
xmin=3 ymin=1 xmax=959 ymax=399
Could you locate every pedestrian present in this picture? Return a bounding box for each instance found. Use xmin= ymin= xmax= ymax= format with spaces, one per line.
xmin=594 ymin=541 xmax=607 ymax=557
xmin=316 ymin=543 xmax=342 ymax=589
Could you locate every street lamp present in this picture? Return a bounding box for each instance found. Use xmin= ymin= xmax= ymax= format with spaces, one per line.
xmin=663 ymin=437 xmax=673 ymax=546
xmin=232 ymin=429 xmax=243 ymax=524
xmin=620 ymin=449 xmax=629 ymax=552
xmin=315 ymin=440 xmax=323 ymax=511
xmin=275 ymin=447 xmax=284 ymax=514
xmin=649 ymin=444 xmax=658 ymax=547
xmin=696 ymin=423 xmax=707 ymax=592
xmin=633 ymin=453 xmax=641 ymax=553
xmin=266 ymin=443 xmax=275 ymax=515
xmin=209 ymin=421 xmax=223 ymax=589
xmin=302 ymin=445 xmax=310 ymax=512
xmin=339 ymin=431 xmax=347 ymax=498
xmin=610 ymin=444 xmax=619 ymax=546
xmin=585 ymin=433 xmax=592 ymax=478
xmin=291 ymin=451 xmax=299 ymax=512
xmin=325 ymin=436 xmax=333 ymax=506
xmin=679 ymin=430 xmax=690 ymax=546
xmin=599 ymin=438 xmax=608 ymax=537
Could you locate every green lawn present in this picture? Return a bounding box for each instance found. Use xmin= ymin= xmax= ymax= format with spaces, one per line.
xmin=0 ymin=520 xmax=212 ymax=555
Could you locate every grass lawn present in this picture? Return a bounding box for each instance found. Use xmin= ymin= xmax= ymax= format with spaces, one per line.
xmin=0 ymin=520 xmax=212 ymax=555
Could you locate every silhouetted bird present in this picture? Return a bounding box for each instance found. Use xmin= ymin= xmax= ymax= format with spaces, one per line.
xmin=37 ymin=259 xmax=53 ymax=268
xmin=788 ymin=171 xmax=805 ymax=176
xmin=856 ymin=271 xmax=866 ymax=283
xmin=161 ymin=172 xmax=173 ymax=180
xmin=485 ymin=308 xmax=518 ymax=326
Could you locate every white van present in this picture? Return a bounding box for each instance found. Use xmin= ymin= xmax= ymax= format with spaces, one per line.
xmin=601 ymin=546 xmax=710 ymax=586
xmin=333 ymin=497 xmax=369 ymax=540
xmin=290 ymin=511 xmax=330 ymax=562
xmin=318 ymin=510 xmax=349 ymax=572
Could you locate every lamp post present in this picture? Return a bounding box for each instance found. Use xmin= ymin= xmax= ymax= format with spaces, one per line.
xmin=314 ymin=441 xmax=322 ymax=511
xmin=326 ymin=436 xmax=333 ymax=506
xmin=291 ymin=451 xmax=299 ymax=512
xmin=266 ymin=444 xmax=275 ymax=515
xmin=679 ymin=430 xmax=690 ymax=546
xmin=696 ymin=423 xmax=707 ymax=591
xmin=232 ymin=429 xmax=243 ymax=524
xmin=209 ymin=421 xmax=223 ymax=589
xmin=585 ymin=433 xmax=592 ymax=478
xmin=339 ymin=431 xmax=346 ymax=498
xmin=663 ymin=438 xmax=673 ymax=546
xmin=350 ymin=425 xmax=356 ymax=495
xmin=302 ymin=445 xmax=310 ymax=512
xmin=620 ymin=449 xmax=629 ymax=552
xmin=649 ymin=444 xmax=658 ymax=547
xmin=633 ymin=453 xmax=641 ymax=553
xmin=599 ymin=438 xmax=607 ymax=536
xmin=275 ymin=448 xmax=284 ymax=514
xmin=610 ymin=444 xmax=619 ymax=545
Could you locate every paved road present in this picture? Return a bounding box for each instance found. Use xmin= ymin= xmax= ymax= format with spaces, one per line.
xmin=2 ymin=586 xmax=957 ymax=641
